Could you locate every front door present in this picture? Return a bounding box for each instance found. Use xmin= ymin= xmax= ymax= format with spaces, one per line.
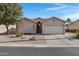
xmin=36 ymin=21 xmax=42 ymax=34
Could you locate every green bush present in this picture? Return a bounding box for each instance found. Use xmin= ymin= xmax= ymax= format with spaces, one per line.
xmin=16 ymin=32 xmax=23 ymax=37
xmin=76 ymin=32 xmax=79 ymax=39
xmin=75 ymin=29 xmax=79 ymax=33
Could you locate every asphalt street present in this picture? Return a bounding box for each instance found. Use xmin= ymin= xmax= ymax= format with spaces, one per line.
xmin=0 ymin=47 xmax=79 ymax=56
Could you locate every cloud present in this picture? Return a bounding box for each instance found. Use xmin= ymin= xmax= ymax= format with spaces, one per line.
xmin=43 ymin=3 xmax=68 ymax=11
xmin=45 ymin=6 xmax=67 ymax=11
xmin=43 ymin=3 xmax=79 ymax=11
xmin=41 ymin=3 xmax=79 ymax=20
xmin=40 ymin=3 xmax=68 ymax=11
xmin=53 ymin=3 xmax=68 ymax=7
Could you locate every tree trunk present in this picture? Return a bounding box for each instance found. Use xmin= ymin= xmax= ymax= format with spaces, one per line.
xmin=5 ymin=25 xmax=9 ymax=35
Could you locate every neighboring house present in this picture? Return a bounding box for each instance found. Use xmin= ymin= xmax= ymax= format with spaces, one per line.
xmin=16 ymin=17 xmax=36 ymax=34
xmin=68 ymin=20 xmax=79 ymax=30
xmin=16 ymin=17 xmax=65 ymax=34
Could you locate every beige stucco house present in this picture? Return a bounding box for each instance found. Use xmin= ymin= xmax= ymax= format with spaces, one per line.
xmin=68 ymin=20 xmax=79 ymax=30
xmin=16 ymin=17 xmax=65 ymax=34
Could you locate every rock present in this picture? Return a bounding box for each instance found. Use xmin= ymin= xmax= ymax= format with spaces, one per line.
xmin=29 ymin=37 xmax=36 ymax=41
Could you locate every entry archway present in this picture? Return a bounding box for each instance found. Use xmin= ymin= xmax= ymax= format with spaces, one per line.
xmin=36 ymin=21 xmax=42 ymax=34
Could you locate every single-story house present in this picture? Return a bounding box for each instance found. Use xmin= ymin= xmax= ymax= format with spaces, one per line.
xmin=16 ymin=17 xmax=65 ymax=34
xmin=68 ymin=20 xmax=79 ymax=30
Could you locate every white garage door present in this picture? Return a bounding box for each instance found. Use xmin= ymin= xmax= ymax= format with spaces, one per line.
xmin=42 ymin=26 xmax=64 ymax=34
xmin=18 ymin=23 xmax=36 ymax=34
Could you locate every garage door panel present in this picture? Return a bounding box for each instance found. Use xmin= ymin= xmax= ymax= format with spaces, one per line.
xmin=42 ymin=26 xmax=64 ymax=34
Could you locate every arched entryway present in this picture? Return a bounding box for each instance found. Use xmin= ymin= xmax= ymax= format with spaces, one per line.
xmin=36 ymin=21 xmax=42 ymax=34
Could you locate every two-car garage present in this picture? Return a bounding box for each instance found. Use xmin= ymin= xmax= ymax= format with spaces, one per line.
xmin=42 ymin=17 xmax=65 ymax=34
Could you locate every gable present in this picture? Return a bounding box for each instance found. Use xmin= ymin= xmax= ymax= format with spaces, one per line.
xmin=68 ymin=20 xmax=79 ymax=27
xmin=33 ymin=17 xmax=47 ymax=23
xmin=43 ymin=17 xmax=65 ymax=26
xmin=69 ymin=20 xmax=79 ymax=25
xmin=16 ymin=17 xmax=36 ymax=28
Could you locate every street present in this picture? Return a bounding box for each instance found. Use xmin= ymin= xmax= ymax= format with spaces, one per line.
xmin=0 ymin=47 xmax=79 ymax=56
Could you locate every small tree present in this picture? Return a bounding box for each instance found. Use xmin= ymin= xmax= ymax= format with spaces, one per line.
xmin=0 ymin=3 xmax=22 ymax=34
xmin=66 ymin=18 xmax=72 ymax=31
xmin=66 ymin=18 xmax=71 ymax=23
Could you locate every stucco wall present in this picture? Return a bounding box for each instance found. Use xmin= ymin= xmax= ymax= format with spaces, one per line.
xmin=16 ymin=20 xmax=36 ymax=34
xmin=43 ymin=19 xmax=64 ymax=26
xmin=68 ymin=21 xmax=79 ymax=30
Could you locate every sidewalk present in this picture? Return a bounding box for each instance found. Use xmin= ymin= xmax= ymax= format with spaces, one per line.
xmin=0 ymin=39 xmax=79 ymax=47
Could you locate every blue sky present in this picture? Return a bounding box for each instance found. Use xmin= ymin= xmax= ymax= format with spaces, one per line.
xmin=19 ymin=3 xmax=79 ymax=21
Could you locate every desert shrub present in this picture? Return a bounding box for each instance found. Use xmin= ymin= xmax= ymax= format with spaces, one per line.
xmin=16 ymin=32 xmax=23 ymax=37
xmin=75 ymin=29 xmax=79 ymax=33
xmin=75 ymin=32 xmax=79 ymax=39
xmin=66 ymin=29 xmax=79 ymax=33
xmin=70 ymin=29 xmax=76 ymax=33
xmin=73 ymin=29 xmax=75 ymax=33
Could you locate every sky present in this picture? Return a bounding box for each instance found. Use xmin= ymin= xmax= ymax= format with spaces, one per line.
xmin=19 ymin=3 xmax=79 ymax=21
